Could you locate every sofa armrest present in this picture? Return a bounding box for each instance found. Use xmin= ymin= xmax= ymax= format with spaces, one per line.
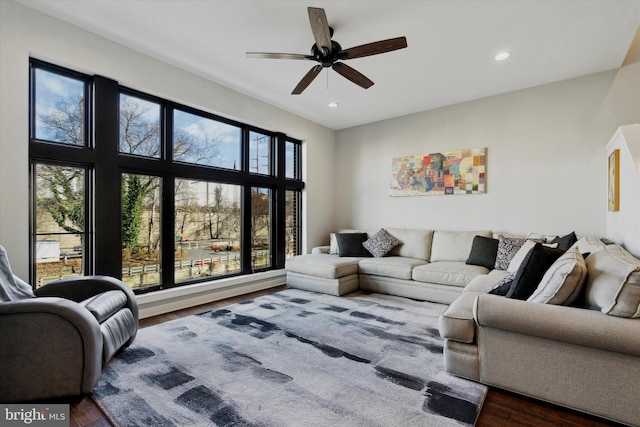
xmin=311 ymin=246 xmax=331 ymax=254
xmin=473 ymin=294 xmax=640 ymax=357
xmin=0 ymin=298 xmax=103 ymax=402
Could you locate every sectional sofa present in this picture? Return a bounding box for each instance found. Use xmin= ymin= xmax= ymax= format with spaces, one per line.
xmin=286 ymin=228 xmax=495 ymax=303
xmin=284 ymin=227 xmax=640 ymax=426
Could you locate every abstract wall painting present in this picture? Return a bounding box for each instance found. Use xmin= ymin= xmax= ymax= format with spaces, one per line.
xmin=608 ymin=149 xmax=620 ymax=212
xmin=390 ymin=148 xmax=486 ymax=197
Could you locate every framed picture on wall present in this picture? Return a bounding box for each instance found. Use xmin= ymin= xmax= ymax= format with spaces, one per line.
xmin=608 ymin=149 xmax=620 ymax=212
xmin=390 ymin=147 xmax=486 ymax=197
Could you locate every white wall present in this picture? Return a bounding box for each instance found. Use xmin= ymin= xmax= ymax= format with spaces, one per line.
xmin=606 ymin=124 xmax=640 ymax=257
xmin=335 ymin=64 xmax=640 ymax=239
xmin=0 ymin=1 xmax=336 ymax=278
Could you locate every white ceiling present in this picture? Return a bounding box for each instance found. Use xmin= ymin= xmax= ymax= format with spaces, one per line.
xmin=17 ymin=0 xmax=640 ymax=130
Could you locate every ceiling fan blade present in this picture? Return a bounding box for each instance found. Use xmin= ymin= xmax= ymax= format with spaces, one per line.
xmin=246 ymin=52 xmax=311 ymax=60
xmin=338 ymin=37 xmax=407 ymax=60
xmin=292 ymin=65 xmax=323 ymax=95
xmin=332 ymin=62 xmax=374 ymax=89
xmin=308 ymin=7 xmax=332 ymax=55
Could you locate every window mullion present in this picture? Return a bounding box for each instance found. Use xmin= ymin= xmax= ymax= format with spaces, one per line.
xmin=161 ymin=107 xmax=175 ymax=288
xmin=93 ymin=75 xmax=122 ymax=277
xmin=274 ymin=133 xmax=287 ymax=268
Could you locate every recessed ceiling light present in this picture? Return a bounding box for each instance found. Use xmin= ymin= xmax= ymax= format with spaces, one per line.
xmin=328 ymin=102 xmax=339 ymax=108
xmin=494 ymin=51 xmax=510 ymax=61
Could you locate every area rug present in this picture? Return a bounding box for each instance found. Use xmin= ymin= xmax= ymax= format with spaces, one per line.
xmin=92 ymin=289 xmax=487 ymax=426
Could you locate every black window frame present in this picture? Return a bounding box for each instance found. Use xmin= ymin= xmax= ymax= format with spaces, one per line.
xmin=29 ymin=58 xmax=304 ymax=294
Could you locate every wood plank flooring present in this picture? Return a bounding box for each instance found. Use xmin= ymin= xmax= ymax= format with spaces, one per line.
xmin=70 ymin=286 xmax=619 ymax=427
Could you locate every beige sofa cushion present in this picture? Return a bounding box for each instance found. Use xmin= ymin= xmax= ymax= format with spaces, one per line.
xmin=358 ymin=257 xmax=428 ymax=280
xmin=528 ymin=247 xmax=587 ymax=305
xmin=386 ymin=228 xmax=434 ymax=261
xmin=464 ymin=269 xmax=511 ymax=293
xmin=584 ymin=245 xmax=640 ymax=318
xmin=571 ymin=235 xmax=606 ymax=254
xmin=412 ymin=262 xmax=488 ymax=287
xmin=430 ymin=230 xmax=492 ymax=262
xmin=285 ymin=254 xmax=360 ymax=279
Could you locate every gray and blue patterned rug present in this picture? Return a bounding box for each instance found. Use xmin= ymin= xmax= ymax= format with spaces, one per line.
xmin=93 ymin=289 xmax=487 ymax=426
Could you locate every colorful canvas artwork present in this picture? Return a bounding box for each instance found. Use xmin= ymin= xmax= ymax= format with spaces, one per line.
xmin=390 ymin=148 xmax=487 ymax=197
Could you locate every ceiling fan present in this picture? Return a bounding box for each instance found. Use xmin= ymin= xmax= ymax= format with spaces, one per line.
xmin=246 ymin=7 xmax=408 ymax=95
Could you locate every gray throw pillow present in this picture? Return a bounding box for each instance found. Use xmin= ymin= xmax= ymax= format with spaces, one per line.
xmin=362 ymin=228 xmax=402 ymax=258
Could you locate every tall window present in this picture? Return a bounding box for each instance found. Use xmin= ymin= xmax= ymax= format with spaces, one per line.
xmin=121 ymin=173 xmax=162 ymax=289
xmin=285 ymin=138 xmax=302 ymax=258
xmin=31 ymin=63 xmax=91 ymax=287
xmin=174 ymin=180 xmax=242 ymax=282
xmin=251 ymin=187 xmax=272 ymax=269
xmin=30 ymin=59 xmax=304 ymax=293
xmin=285 ymin=190 xmax=301 ymax=259
xmin=33 ymin=163 xmax=89 ymax=286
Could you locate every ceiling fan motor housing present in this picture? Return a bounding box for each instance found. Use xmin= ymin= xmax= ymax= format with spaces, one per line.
xmin=312 ymin=40 xmax=342 ymax=67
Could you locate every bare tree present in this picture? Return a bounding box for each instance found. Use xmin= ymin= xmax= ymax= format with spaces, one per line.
xmin=119 ymin=97 xmax=160 ymax=156
xmin=40 ymin=96 xmax=84 ymax=145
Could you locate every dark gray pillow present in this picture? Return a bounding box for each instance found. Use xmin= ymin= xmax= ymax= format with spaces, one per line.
xmin=551 ymin=231 xmax=577 ymax=251
xmin=506 ymin=243 xmax=564 ymax=300
xmin=466 ymin=236 xmax=499 ymax=269
xmin=335 ymin=233 xmax=371 ymax=257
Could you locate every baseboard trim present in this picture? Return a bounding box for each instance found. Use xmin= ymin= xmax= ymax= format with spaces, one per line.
xmin=136 ymin=269 xmax=286 ymax=319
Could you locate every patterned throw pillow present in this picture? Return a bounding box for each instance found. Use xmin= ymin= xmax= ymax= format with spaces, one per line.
xmin=494 ymin=235 xmax=544 ymax=270
xmin=362 ymin=228 xmax=403 ymax=258
xmin=488 ymin=271 xmax=517 ymax=296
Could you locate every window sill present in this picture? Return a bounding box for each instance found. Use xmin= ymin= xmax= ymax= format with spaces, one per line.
xmin=136 ymin=269 xmax=286 ymax=319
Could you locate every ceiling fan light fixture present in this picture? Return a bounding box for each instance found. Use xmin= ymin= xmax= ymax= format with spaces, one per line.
xmin=328 ymin=102 xmax=339 ymax=108
xmin=494 ymin=51 xmax=511 ymax=61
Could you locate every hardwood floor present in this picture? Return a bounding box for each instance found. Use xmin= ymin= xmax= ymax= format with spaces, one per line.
xmin=70 ymin=287 xmax=618 ymax=427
